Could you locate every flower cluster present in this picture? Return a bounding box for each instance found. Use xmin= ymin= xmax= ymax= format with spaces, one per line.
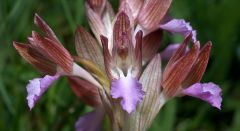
xmin=13 ymin=0 xmax=222 ymax=131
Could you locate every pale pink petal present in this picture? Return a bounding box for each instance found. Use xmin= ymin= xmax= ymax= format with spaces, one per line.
xmin=120 ymin=0 xmax=143 ymax=20
xmin=111 ymin=75 xmax=145 ymax=113
xmin=71 ymin=63 xmax=102 ymax=88
xmin=182 ymin=82 xmax=222 ymax=109
xmin=26 ymin=75 xmax=60 ymax=110
xmin=138 ymin=0 xmax=172 ymax=30
xmin=75 ymin=26 xmax=104 ymax=71
xmin=85 ymin=3 xmax=106 ymax=44
xmin=160 ymin=19 xmax=197 ymax=42
xmin=75 ymin=107 xmax=105 ymax=131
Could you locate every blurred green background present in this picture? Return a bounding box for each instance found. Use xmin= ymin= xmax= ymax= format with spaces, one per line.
xmin=0 ymin=0 xmax=240 ymax=130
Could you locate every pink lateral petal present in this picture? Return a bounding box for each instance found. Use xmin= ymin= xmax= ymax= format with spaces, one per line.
xmin=111 ymin=75 xmax=145 ymax=113
xmin=160 ymin=19 xmax=197 ymax=42
xmin=182 ymin=82 xmax=222 ymax=109
xmin=26 ymin=75 xmax=60 ymax=110
xmin=75 ymin=107 xmax=105 ymax=131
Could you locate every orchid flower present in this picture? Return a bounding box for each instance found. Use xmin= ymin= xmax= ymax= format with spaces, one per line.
xmin=13 ymin=0 xmax=222 ymax=131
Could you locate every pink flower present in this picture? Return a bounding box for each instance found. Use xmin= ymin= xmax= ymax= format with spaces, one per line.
xmin=13 ymin=0 xmax=222 ymax=130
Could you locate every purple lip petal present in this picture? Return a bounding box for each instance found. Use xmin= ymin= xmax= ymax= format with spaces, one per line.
xmin=26 ymin=74 xmax=60 ymax=110
xmin=160 ymin=19 xmax=197 ymax=42
xmin=111 ymin=75 xmax=145 ymax=113
xmin=182 ymin=82 xmax=222 ymax=109
xmin=75 ymin=107 xmax=105 ymax=131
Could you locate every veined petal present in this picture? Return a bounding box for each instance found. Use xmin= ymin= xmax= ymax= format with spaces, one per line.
xmin=132 ymin=31 xmax=143 ymax=78
xmin=85 ymin=0 xmax=114 ymax=47
xmin=100 ymin=35 xmax=117 ymax=80
xmin=86 ymin=3 xmax=106 ymax=44
xmin=72 ymin=57 xmax=110 ymax=92
xmin=102 ymin=1 xmax=115 ymax=50
xmin=112 ymin=11 xmax=133 ymax=59
xmin=86 ymin=0 xmax=105 ymax=13
xmin=104 ymin=1 xmax=115 ymax=20
xmin=120 ymin=0 xmax=143 ymax=20
xmin=183 ymin=42 xmax=212 ymax=87
xmin=140 ymin=54 xmax=162 ymax=97
xmin=137 ymin=54 xmax=163 ymax=129
xmin=138 ymin=0 xmax=172 ymax=30
xmin=75 ymin=26 xmax=104 ymax=70
xmin=26 ymin=75 xmax=60 ymax=110
xmin=119 ymin=1 xmax=135 ymax=26
xmin=32 ymin=32 xmax=73 ymax=73
xmin=165 ymin=33 xmax=192 ymax=67
xmin=27 ymin=36 xmax=58 ymax=64
xmin=75 ymin=107 xmax=105 ymax=131
xmin=162 ymin=43 xmax=200 ymax=98
xmin=160 ymin=43 xmax=181 ymax=61
xmin=13 ymin=42 xmax=57 ymax=75
xmin=87 ymin=0 xmax=103 ymax=8
xmin=182 ymin=82 xmax=222 ymax=109
xmin=110 ymin=75 xmax=144 ymax=113
xmin=68 ymin=77 xmax=101 ymax=107
xmin=142 ymin=29 xmax=163 ymax=63
xmin=160 ymin=19 xmax=197 ymax=42
xmin=34 ymin=14 xmax=60 ymax=43
xmin=71 ymin=63 xmax=102 ymax=89
xmin=160 ymin=35 xmax=191 ymax=81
